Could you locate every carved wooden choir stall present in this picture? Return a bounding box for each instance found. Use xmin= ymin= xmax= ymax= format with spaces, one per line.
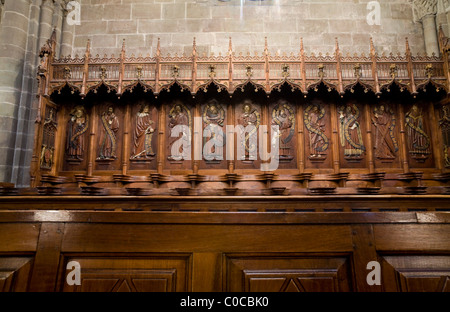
xmin=0 ymin=30 xmax=449 ymax=292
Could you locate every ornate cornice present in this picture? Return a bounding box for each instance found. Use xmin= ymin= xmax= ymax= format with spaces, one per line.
xmin=437 ymin=0 xmax=450 ymax=13
xmin=412 ymin=0 xmax=438 ymax=22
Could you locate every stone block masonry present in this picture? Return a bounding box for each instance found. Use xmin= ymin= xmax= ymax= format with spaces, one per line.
xmin=71 ymin=0 xmax=426 ymax=58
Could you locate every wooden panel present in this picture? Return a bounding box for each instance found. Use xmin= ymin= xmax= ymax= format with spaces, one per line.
xmin=59 ymin=255 xmax=191 ymax=292
xmin=128 ymin=98 xmax=158 ymax=170
xmin=304 ymin=99 xmax=333 ymax=169
xmin=380 ymin=255 xmax=450 ymax=292
xmin=0 ymin=224 xmax=40 ymax=252
xmin=0 ymin=257 xmax=33 ymax=292
xmin=224 ymin=254 xmax=353 ymax=292
xmin=61 ymin=224 xmax=352 ymax=253
xmin=374 ymin=224 xmax=450 ymax=251
xmin=28 ymin=223 xmax=65 ymax=292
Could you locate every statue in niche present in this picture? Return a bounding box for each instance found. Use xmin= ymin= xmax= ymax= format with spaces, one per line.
xmin=131 ymin=104 xmax=155 ymax=160
xmin=304 ymin=104 xmax=329 ymax=160
xmin=339 ymin=104 xmax=365 ymax=159
xmin=271 ymin=100 xmax=295 ymax=161
xmin=167 ymin=102 xmax=192 ymax=161
xmin=237 ymin=100 xmax=260 ymax=161
xmin=97 ymin=106 xmax=119 ymax=160
xmin=405 ymin=104 xmax=431 ymax=161
xmin=439 ymin=105 xmax=450 ymax=167
xmin=41 ymin=108 xmax=57 ymax=169
xmin=66 ymin=105 xmax=88 ymax=161
xmin=202 ymin=99 xmax=225 ymax=161
xmin=372 ymin=105 xmax=399 ymax=161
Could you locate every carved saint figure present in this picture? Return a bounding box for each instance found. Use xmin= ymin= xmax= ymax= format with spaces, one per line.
xmin=272 ymin=100 xmax=295 ymax=160
xmin=66 ymin=106 xmax=88 ymax=160
xmin=440 ymin=105 xmax=450 ymax=167
xmin=98 ymin=106 xmax=119 ymax=160
xmin=405 ymin=104 xmax=431 ymax=159
xmin=304 ymin=104 xmax=328 ymax=158
xmin=372 ymin=105 xmax=399 ymax=160
xmin=168 ymin=102 xmax=191 ymax=161
xmin=41 ymin=108 xmax=57 ymax=169
xmin=238 ymin=100 xmax=260 ymax=160
xmin=131 ymin=104 xmax=155 ymax=159
xmin=202 ymin=99 xmax=225 ymax=161
xmin=339 ymin=104 xmax=365 ymax=158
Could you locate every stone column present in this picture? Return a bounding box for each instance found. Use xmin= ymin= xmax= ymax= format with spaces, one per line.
xmin=38 ymin=0 xmax=55 ymax=50
xmin=413 ymin=0 xmax=440 ymax=56
xmin=437 ymin=0 xmax=449 ymax=36
xmin=0 ymin=0 xmax=32 ymax=183
xmin=52 ymin=0 xmax=64 ymax=58
xmin=60 ymin=1 xmax=75 ymax=57
xmin=10 ymin=0 xmax=43 ymax=187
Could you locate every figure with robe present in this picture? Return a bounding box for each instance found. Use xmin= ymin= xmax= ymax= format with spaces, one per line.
xmin=202 ymin=99 xmax=225 ymax=161
xmin=405 ymin=104 xmax=431 ymax=159
xmin=131 ymin=104 xmax=155 ymax=159
xmin=168 ymin=103 xmax=191 ymax=161
xmin=339 ymin=104 xmax=365 ymax=158
xmin=66 ymin=106 xmax=88 ymax=160
xmin=98 ymin=106 xmax=120 ymax=160
xmin=440 ymin=105 xmax=450 ymax=167
xmin=372 ymin=105 xmax=398 ymax=160
xmin=237 ymin=100 xmax=260 ymax=160
xmin=304 ymin=104 xmax=328 ymax=158
xmin=272 ymin=100 xmax=295 ymax=160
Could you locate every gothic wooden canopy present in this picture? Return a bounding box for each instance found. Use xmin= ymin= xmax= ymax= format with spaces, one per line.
xmin=18 ymin=29 xmax=450 ymax=200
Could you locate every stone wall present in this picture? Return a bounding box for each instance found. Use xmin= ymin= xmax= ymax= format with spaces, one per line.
xmin=71 ymin=0 xmax=426 ymax=58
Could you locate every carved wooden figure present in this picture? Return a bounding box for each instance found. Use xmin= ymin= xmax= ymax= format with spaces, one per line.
xmin=372 ymin=105 xmax=399 ymax=161
xmin=405 ymin=104 xmax=431 ymax=161
xmin=304 ymin=104 xmax=329 ymax=160
xmin=40 ymin=108 xmax=57 ymax=170
xmin=97 ymin=106 xmax=120 ymax=160
xmin=271 ymin=100 xmax=295 ymax=162
xmin=131 ymin=104 xmax=156 ymax=160
xmin=440 ymin=105 xmax=450 ymax=168
xmin=338 ymin=104 xmax=365 ymax=160
xmin=237 ymin=100 xmax=260 ymax=161
xmin=66 ymin=106 xmax=88 ymax=161
xmin=202 ymin=99 xmax=225 ymax=162
xmin=167 ymin=102 xmax=192 ymax=161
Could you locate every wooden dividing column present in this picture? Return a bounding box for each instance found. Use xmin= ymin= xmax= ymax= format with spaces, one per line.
xmin=370 ymin=38 xmax=381 ymax=96
xmin=193 ymin=102 xmax=200 ymax=174
xmin=122 ymin=104 xmax=131 ymax=175
xmin=157 ymin=103 xmax=165 ymax=175
xmin=351 ymin=224 xmax=383 ymax=292
xmin=28 ymin=223 xmax=65 ymax=292
xmin=80 ymin=40 xmax=90 ymax=98
xmin=297 ymin=103 xmax=305 ymax=173
xmin=87 ymin=105 xmax=97 ymax=176
xmin=330 ymin=100 xmax=341 ymax=173
xmin=430 ymin=102 xmax=443 ymax=170
xmin=364 ymin=102 xmax=375 ymax=173
xmin=335 ymin=38 xmax=344 ymax=95
xmin=227 ymin=101 xmax=234 ymax=173
xmin=398 ymin=103 xmax=410 ymax=173
xmin=300 ymin=38 xmax=307 ymax=93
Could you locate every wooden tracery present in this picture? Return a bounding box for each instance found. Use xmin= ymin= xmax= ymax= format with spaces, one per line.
xmin=27 ymin=30 xmax=450 ymax=197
